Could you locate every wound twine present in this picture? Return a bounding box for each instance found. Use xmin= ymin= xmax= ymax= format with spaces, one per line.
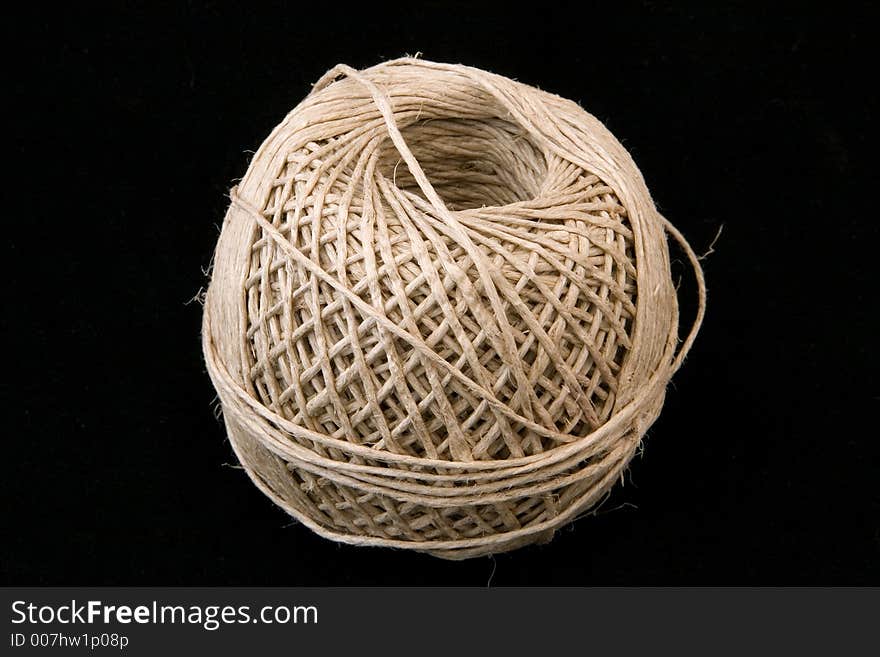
xmin=202 ymin=58 xmax=706 ymax=559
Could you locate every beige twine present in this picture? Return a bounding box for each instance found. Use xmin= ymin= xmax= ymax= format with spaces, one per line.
xmin=202 ymin=58 xmax=706 ymax=559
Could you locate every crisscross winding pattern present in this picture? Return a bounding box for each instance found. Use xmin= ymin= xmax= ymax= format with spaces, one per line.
xmin=203 ymin=59 xmax=705 ymax=558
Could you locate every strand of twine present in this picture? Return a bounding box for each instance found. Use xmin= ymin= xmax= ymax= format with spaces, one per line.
xmin=203 ymin=58 xmax=705 ymax=558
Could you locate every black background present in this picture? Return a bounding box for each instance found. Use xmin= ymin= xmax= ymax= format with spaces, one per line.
xmin=5 ymin=2 xmax=877 ymax=585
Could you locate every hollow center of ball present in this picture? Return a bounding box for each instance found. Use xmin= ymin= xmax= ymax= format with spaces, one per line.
xmin=379 ymin=118 xmax=547 ymax=211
